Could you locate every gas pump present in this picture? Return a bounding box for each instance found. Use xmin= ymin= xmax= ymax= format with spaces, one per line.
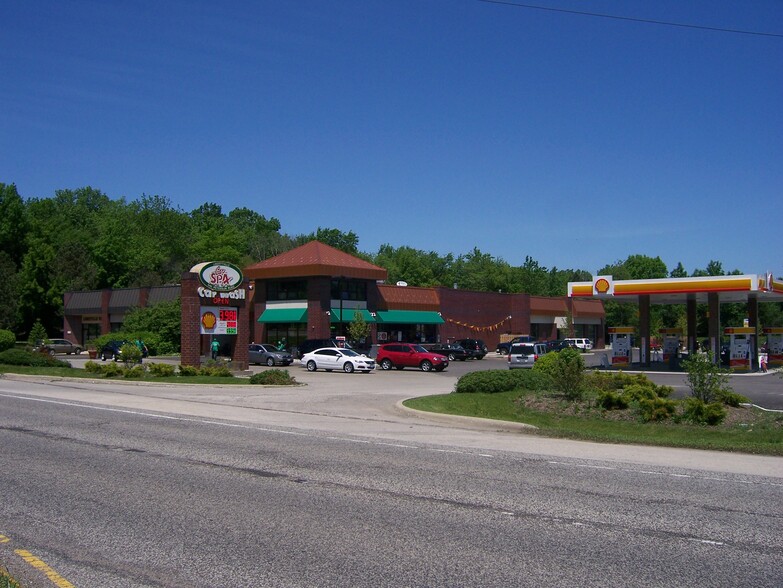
xmin=724 ymin=327 xmax=754 ymax=372
xmin=660 ymin=328 xmax=682 ymax=364
xmin=763 ymin=327 xmax=783 ymax=367
xmin=608 ymin=327 xmax=633 ymax=367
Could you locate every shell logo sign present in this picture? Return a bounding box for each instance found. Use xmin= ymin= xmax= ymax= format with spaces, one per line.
xmin=593 ymin=276 xmax=614 ymax=296
xmin=201 ymin=311 xmax=217 ymax=330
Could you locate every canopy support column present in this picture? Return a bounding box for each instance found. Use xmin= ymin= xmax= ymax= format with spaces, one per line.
xmin=708 ymin=293 xmax=720 ymax=363
xmin=639 ymin=295 xmax=651 ymax=367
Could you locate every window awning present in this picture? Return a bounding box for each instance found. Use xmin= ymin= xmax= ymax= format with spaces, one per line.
xmin=375 ymin=310 xmax=444 ymax=324
xmin=258 ymin=307 xmax=307 ymax=323
xmin=330 ymin=308 xmax=376 ymax=323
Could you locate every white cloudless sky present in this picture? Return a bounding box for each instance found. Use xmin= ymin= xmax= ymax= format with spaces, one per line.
xmin=1 ymin=0 xmax=781 ymax=276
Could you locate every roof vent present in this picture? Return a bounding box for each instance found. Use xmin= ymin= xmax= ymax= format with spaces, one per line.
xmin=396 ymin=281 xmax=408 ymax=287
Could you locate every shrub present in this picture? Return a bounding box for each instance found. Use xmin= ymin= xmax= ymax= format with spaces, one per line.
xmin=120 ymin=342 xmax=143 ymax=367
xmin=0 ymin=348 xmax=70 ymax=368
xmin=84 ymin=360 xmax=102 ymax=373
xmin=596 ymin=390 xmax=629 ymax=410
xmin=147 ymin=363 xmax=176 ymax=377
xmin=199 ymin=364 xmax=233 ymax=377
xmin=682 ymin=351 xmax=732 ymax=403
xmin=716 ymin=389 xmax=749 ymax=408
xmin=635 ymin=397 xmax=677 ymax=422
xmin=454 ymin=369 xmax=553 ymax=394
xmin=178 ymin=364 xmax=199 ymax=376
xmin=543 ymin=348 xmax=585 ymax=400
xmin=679 ymin=397 xmax=727 ymax=425
xmin=0 ymin=329 xmax=15 ymax=352
xmin=27 ymin=320 xmax=47 ymax=346
xmin=123 ymin=365 xmax=146 ymax=378
xmin=250 ymin=369 xmax=298 ymax=385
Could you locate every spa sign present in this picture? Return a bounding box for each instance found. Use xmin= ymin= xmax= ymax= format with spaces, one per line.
xmin=198 ymin=262 xmax=243 ymax=292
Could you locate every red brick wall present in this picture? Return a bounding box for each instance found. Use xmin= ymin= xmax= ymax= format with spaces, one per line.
xmin=180 ymin=273 xmax=201 ymax=367
xmin=437 ymin=288 xmax=526 ymax=350
xmin=307 ymin=277 xmax=331 ymax=339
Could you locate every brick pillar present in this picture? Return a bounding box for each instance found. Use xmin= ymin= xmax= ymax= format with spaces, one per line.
xmin=180 ymin=272 xmax=201 ymax=368
xmin=101 ymin=289 xmax=111 ymax=335
xmin=231 ymin=279 xmax=250 ymax=370
xmin=307 ymin=277 xmax=331 ymax=339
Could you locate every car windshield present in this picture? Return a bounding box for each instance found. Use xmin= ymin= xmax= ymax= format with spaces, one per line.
xmin=511 ymin=345 xmax=535 ymax=354
xmin=260 ymin=345 xmax=279 ymax=352
xmin=411 ymin=345 xmax=428 ymax=353
xmin=340 ymin=349 xmax=360 ymax=357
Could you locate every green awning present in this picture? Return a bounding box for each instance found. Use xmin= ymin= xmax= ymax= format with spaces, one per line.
xmin=258 ymin=307 xmax=307 ymax=323
xmin=330 ymin=308 xmax=376 ymax=323
xmin=375 ymin=310 xmax=444 ymax=324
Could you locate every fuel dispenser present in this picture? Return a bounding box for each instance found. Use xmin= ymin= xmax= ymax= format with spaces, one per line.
xmin=608 ymin=327 xmax=633 ymax=367
xmin=660 ymin=328 xmax=682 ymax=364
xmin=724 ymin=327 xmax=754 ymax=372
xmin=763 ymin=327 xmax=783 ymax=367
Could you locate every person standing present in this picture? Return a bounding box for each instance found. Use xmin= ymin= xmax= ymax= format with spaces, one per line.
xmin=210 ymin=338 xmax=220 ymax=360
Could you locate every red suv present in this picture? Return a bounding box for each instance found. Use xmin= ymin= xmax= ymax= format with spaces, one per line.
xmin=376 ymin=343 xmax=449 ymax=372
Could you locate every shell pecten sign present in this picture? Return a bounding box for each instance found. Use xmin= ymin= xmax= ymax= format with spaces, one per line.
xmin=592 ymin=275 xmax=614 ymax=296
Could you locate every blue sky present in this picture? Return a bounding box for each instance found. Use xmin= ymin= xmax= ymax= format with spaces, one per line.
xmin=2 ymin=1 xmax=781 ymax=276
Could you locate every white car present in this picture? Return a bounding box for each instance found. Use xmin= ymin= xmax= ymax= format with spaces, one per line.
xmin=564 ymin=338 xmax=593 ymax=351
xmin=300 ymin=347 xmax=375 ymax=373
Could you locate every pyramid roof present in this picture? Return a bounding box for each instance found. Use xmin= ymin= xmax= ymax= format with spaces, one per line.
xmin=244 ymin=241 xmax=387 ymax=280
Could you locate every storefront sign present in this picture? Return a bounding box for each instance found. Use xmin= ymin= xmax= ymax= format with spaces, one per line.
xmin=198 ymin=286 xmax=246 ymax=305
xmin=198 ymin=262 xmax=243 ymax=292
xmin=200 ymin=306 xmax=238 ymax=335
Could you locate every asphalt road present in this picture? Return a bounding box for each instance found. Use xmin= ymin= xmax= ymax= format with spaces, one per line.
xmin=1 ymin=388 xmax=781 ymax=588
xmin=1 ymin=369 xmax=782 ymax=587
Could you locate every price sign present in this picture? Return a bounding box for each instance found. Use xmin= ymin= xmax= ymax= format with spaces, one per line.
xmin=200 ymin=306 xmax=238 ymax=335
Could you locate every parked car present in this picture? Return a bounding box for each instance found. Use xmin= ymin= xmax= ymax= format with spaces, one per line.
xmin=35 ymin=338 xmax=82 ymax=355
xmin=99 ymin=340 xmax=128 ymax=361
xmin=376 ymin=343 xmax=449 ymax=372
xmin=496 ymin=336 xmax=536 ymax=355
xmin=300 ymin=347 xmax=375 ymax=373
xmin=546 ymin=339 xmax=577 ymax=352
xmin=455 ymin=339 xmax=488 ymax=359
xmin=564 ymin=338 xmax=593 ymax=351
xmin=508 ymin=342 xmax=548 ymax=369
xmin=249 ymin=344 xmax=294 ymax=367
xmin=294 ymin=338 xmax=353 ymax=359
xmin=420 ymin=343 xmax=469 ymax=361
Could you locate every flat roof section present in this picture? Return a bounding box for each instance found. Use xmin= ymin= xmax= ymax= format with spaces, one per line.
xmin=568 ymin=274 xmax=783 ymax=304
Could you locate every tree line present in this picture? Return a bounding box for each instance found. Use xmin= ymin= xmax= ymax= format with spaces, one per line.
xmin=1 ymin=183 xmax=780 ymax=338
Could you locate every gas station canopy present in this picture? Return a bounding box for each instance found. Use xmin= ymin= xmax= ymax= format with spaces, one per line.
xmin=568 ymin=274 xmax=783 ymax=305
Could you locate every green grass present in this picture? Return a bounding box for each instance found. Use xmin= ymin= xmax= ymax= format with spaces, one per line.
xmin=404 ymin=391 xmax=783 ymax=456
xmin=0 ymin=365 xmax=263 ymax=385
xmin=0 ymin=568 xmax=22 ymax=588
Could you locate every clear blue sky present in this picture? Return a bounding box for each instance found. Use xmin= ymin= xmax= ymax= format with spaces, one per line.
xmin=2 ymin=1 xmax=781 ymax=276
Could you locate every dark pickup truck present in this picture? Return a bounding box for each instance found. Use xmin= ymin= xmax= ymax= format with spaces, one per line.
xmin=496 ymin=335 xmax=536 ymax=355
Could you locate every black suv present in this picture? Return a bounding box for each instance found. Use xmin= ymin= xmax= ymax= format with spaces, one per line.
xmin=455 ymin=339 xmax=488 ymax=360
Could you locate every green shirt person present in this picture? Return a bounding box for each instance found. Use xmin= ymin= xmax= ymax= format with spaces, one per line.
xmin=210 ymin=339 xmax=220 ymax=360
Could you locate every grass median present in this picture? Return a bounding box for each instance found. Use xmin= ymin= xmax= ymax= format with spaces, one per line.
xmin=404 ymin=389 xmax=783 ymax=456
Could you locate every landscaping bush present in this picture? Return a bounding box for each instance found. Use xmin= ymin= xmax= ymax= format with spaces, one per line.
xmin=250 ymin=369 xmax=298 ymax=385
xmin=199 ymin=364 xmax=233 ymax=377
xmin=595 ymin=389 xmax=629 ymax=410
xmin=536 ymin=348 xmax=585 ymax=400
xmin=84 ymin=360 xmax=102 ymax=373
xmin=178 ymin=364 xmax=199 ymax=376
xmin=0 ymin=329 xmax=15 ymax=352
xmin=716 ymin=389 xmax=749 ymax=408
xmin=454 ymin=368 xmax=552 ymax=394
xmin=679 ymin=397 xmax=727 ymax=426
xmin=147 ymin=362 xmax=176 ymax=377
xmin=682 ymin=351 xmax=732 ymax=403
xmin=123 ymin=365 xmax=146 ymax=378
xmin=0 ymin=348 xmax=70 ymax=368
xmin=635 ymin=397 xmax=677 ymax=422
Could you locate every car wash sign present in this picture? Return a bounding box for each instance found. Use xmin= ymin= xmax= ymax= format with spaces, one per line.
xmin=198 ymin=262 xmax=243 ymax=292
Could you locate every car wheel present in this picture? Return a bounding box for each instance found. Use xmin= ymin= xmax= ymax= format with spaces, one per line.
xmin=266 ymin=357 xmax=275 ymax=367
xmin=380 ymin=358 xmax=393 ymax=370
xmin=48 ymin=349 xmax=56 ymax=357
xmin=448 ymin=353 xmax=455 ymax=361
xmin=74 ymin=347 xmax=82 ymax=355
xmin=306 ymin=360 xmax=317 ymax=372
xmin=420 ymin=360 xmax=432 ymax=372
xmin=343 ymin=362 xmax=354 ymax=373
xmin=100 ymin=352 xmax=107 ymax=361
